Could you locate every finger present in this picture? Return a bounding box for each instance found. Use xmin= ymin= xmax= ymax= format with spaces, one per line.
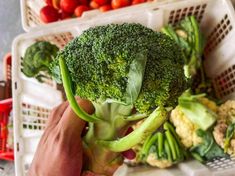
xmin=75 ymin=97 xmax=95 ymax=115
xmin=59 ymin=105 xmax=86 ymax=135
xmin=46 ymin=101 xmax=69 ymax=127
xmin=59 ymin=98 xmax=94 ymax=134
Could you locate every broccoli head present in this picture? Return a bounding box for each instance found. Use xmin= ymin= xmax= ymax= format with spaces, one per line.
xmin=22 ymin=41 xmax=59 ymax=82
xmin=51 ymin=23 xmax=188 ymax=113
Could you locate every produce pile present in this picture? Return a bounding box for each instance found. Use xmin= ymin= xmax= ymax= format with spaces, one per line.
xmin=22 ymin=16 xmax=235 ymax=175
xmin=40 ymin=0 xmax=150 ymax=23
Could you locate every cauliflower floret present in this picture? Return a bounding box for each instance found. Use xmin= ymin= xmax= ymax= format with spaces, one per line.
xmin=170 ymin=106 xmax=201 ymax=148
xmin=213 ymin=100 xmax=235 ymax=155
xmin=213 ymin=119 xmax=227 ymax=148
xmin=217 ymin=100 xmax=235 ymax=122
xmin=170 ymin=97 xmax=217 ymax=148
xmin=146 ymin=153 xmax=172 ymax=168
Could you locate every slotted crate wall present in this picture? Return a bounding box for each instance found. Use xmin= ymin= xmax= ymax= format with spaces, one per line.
xmin=21 ymin=103 xmax=50 ymax=131
xmin=204 ymin=14 xmax=233 ymax=55
xmin=13 ymin=0 xmax=235 ymax=175
xmin=168 ymin=3 xmax=207 ymax=25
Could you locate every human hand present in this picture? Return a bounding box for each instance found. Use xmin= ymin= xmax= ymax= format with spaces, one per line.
xmin=28 ymin=98 xmax=94 ymax=176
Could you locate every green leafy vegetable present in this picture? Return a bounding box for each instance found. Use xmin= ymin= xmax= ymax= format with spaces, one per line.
xmin=190 ymin=129 xmax=228 ymax=162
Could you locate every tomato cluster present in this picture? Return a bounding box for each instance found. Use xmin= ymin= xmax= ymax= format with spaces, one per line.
xmin=40 ymin=0 xmax=150 ymax=23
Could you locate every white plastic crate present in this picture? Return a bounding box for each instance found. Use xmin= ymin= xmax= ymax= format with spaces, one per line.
xmin=12 ymin=0 xmax=235 ymax=175
xmin=20 ymin=0 xmax=182 ymax=31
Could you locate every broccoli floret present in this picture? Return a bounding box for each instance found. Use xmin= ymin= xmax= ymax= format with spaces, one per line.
xmin=135 ymin=34 xmax=187 ymax=113
xmin=22 ymin=41 xmax=59 ymax=82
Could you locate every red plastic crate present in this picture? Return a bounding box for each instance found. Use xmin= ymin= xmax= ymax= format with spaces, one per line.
xmin=0 ymin=98 xmax=14 ymax=161
xmin=0 ymin=53 xmax=14 ymax=161
xmin=3 ymin=53 xmax=12 ymax=99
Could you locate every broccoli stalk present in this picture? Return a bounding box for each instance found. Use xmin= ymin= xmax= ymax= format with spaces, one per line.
xmin=52 ymin=23 xmax=188 ymax=175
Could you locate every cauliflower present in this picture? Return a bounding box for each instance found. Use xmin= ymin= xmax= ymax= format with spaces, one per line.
xmin=217 ymin=100 xmax=235 ymax=122
xmin=213 ymin=100 xmax=235 ymax=155
xmin=170 ymin=97 xmax=217 ymax=148
xmin=170 ymin=106 xmax=201 ymax=148
xmin=146 ymin=153 xmax=172 ymax=168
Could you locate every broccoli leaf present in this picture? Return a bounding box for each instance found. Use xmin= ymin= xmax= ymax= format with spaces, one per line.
xmin=190 ymin=129 xmax=228 ymax=162
xmin=178 ymin=91 xmax=216 ymax=130
xmin=125 ymin=52 xmax=147 ymax=105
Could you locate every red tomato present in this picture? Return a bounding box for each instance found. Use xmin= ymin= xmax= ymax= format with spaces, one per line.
xmin=60 ymin=0 xmax=79 ymax=13
xmin=94 ymin=0 xmax=108 ymax=6
xmin=79 ymin=0 xmax=88 ymax=5
xmin=40 ymin=5 xmax=59 ymax=23
xmin=89 ymin=0 xmax=100 ymax=9
xmin=99 ymin=4 xmax=112 ymax=12
xmin=44 ymin=0 xmax=53 ymax=6
xmin=132 ymin=0 xmax=145 ymax=5
xmin=111 ymin=0 xmax=130 ymax=9
xmin=60 ymin=11 xmax=72 ymax=19
xmin=74 ymin=5 xmax=90 ymax=17
xmin=52 ymin=0 xmax=60 ymax=9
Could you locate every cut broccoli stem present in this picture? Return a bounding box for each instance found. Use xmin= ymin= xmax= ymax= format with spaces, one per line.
xmin=165 ymin=130 xmax=177 ymax=160
xmin=97 ymin=106 xmax=167 ymax=152
xmin=190 ymin=16 xmax=200 ymax=54
xmin=59 ymin=57 xmax=100 ymax=122
xmin=142 ymin=133 xmax=158 ymax=157
xmin=124 ymin=113 xmax=148 ymax=121
xmin=157 ymin=132 xmax=164 ymax=157
xmin=172 ymin=136 xmax=181 ymax=161
xmin=191 ymin=152 xmax=205 ymax=163
xmin=164 ymin=122 xmax=181 ymax=147
xmin=140 ymin=135 xmax=152 ymax=158
xmin=164 ymin=122 xmax=185 ymax=161
xmin=164 ymin=139 xmax=172 ymax=162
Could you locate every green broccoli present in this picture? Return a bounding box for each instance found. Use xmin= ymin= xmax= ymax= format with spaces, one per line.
xmin=22 ymin=41 xmax=59 ymax=82
xmin=50 ymin=23 xmax=188 ymax=175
